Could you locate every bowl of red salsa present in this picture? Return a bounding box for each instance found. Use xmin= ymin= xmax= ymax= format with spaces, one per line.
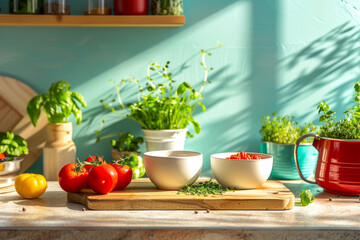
xmin=211 ymin=151 xmax=273 ymax=189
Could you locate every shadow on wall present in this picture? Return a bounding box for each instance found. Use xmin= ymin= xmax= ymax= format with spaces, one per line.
xmin=0 ymin=0 xmax=240 ymax=92
xmin=19 ymin=0 xmax=240 ymax=173
xmin=278 ymin=22 xmax=360 ymax=121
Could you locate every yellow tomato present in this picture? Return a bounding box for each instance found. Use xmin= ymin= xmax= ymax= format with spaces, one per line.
xmin=15 ymin=173 xmax=47 ymax=199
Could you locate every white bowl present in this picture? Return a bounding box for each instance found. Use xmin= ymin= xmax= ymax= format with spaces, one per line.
xmin=143 ymin=150 xmax=203 ymax=190
xmin=211 ymin=152 xmax=273 ymax=189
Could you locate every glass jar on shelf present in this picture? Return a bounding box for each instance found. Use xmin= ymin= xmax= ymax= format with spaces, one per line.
xmin=44 ymin=0 xmax=70 ymax=15
xmin=151 ymin=0 xmax=183 ymax=15
xmin=85 ymin=0 xmax=111 ymax=15
xmin=9 ymin=0 xmax=44 ymax=14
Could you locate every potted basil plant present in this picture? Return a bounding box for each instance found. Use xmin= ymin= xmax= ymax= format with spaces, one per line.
xmin=260 ymin=112 xmax=318 ymax=180
xmin=97 ymin=47 xmax=217 ymax=151
xmin=27 ymin=81 xmax=87 ymax=180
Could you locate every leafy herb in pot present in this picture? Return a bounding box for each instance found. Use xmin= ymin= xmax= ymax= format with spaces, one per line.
xmin=317 ymin=82 xmax=360 ymax=139
xmin=0 ymin=132 xmax=29 ymax=159
xmin=97 ymin=44 xmax=222 ymax=138
xmin=27 ymin=81 xmax=87 ymax=126
xmin=151 ymin=0 xmax=183 ymax=15
xmin=260 ymin=112 xmax=318 ymax=144
xmin=260 ymin=112 xmax=319 ymax=180
xmin=97 ymin=132 xmax=143 ymax=153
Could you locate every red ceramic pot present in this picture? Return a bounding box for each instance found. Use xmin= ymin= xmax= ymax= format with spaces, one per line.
xmin=113 ymin=0 xmax=149 ymax=15
xmin=295 ymin=133 xmax=360 ymax=196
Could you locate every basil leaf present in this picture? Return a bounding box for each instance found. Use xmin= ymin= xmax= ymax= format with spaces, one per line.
xmin=27 ymin=95 xmax=44 ymax=127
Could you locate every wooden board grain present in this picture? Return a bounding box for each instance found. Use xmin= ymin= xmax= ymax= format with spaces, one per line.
xmin=0 ymin=76 xmax=47 ymax=173
xmin=67 ymin=179 xmax=294 ymax=210
xmin=0 ymin=184 xmax=15 ymax=194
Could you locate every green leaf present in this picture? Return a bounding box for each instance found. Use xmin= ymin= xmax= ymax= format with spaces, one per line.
xmin=71 ymin=92 xmax=87 ymax=108
xmin=354 ymin=81 xmax=360 ymax=93
xmin=6 ymin=132 xmax=14 ymax=140
xmin=190 ymin=119 xmax=201 ymax=134
xmin=0 ymin=145 xmax=7 ymax=153
xmin=49 ymin=80 xmax=70 ymax=94
xmin=199 ymin=102 xmax=206 ymax=112
xmin=71 ymin=103 xmax=83 ymax=126
xmin=27 ymin=95 xmax=44 ymax=126
xmin=300 ymin=189 xmax=314 ymax=206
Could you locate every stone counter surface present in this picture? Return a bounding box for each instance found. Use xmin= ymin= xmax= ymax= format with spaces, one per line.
xmin=0 ymin=181 xmax=359 ymax=240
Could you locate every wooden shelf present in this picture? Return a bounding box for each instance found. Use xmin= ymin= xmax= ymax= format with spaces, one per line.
xmin=0 ymin=14 xmax=185 ymax=27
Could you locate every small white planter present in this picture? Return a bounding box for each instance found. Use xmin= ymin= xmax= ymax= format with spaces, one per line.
xmin=142 ymin=129 xmax=187 ymax=152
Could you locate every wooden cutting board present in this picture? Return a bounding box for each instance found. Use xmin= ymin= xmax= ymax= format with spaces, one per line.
xmin=0 ymin=76 xmax=47 ymax=173
xmin=67 ymin=179 xmax=294 ymax=210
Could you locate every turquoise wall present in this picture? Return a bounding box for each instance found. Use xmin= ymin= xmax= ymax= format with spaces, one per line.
xmin=0 ymin=0 xmax=359 ymax=175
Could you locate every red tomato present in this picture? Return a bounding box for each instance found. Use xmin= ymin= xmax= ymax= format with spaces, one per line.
xmin=84 ymin=156 xmax=106 ymax=172
xmin=226 ymin=151 xmax=262 ymax=160
xmin=109 ymin=164 xmax=133 ymax=190
xmin=0 ymin=153 xmax=6 ymax=159
xmin=88 ymin=164 xmax=118 ymax=194
xmin=58 ymin=163 xmax=89 ymax=193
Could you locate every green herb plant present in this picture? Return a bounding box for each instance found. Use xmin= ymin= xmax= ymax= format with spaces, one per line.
xmin=96 ymin=132 xmax=143 ymax=152
xmin=317 ymin=82 xmax=360 ymax=139
xmin=151 ymin=0 xmax=183 ymax=15
xmin=300 ymin=189 xmax=314 ymax=206
xmin=0 ymin=132 xmax=29 ymax=158
xmin=97 ymin=44 xmax=222 ymax=138
xmin=260 ymin=112 xmax=318 ymax=144
xmin=178 ymin=180 xmax=231 ymax=197
xmin=27 ymin=81 xmax=87 ymax=126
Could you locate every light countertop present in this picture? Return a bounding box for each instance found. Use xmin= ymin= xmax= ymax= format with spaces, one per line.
xmin=0 ymin=180 xmax=359 ymax=239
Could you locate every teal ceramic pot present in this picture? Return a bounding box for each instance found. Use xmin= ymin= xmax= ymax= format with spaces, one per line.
xmin=260 ymin=142 xmax=318 ymax=180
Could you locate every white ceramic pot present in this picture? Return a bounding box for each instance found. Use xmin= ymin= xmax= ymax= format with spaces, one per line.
xmin=142 ymin=129 xmax=187 ymax=152
xmin=143 ymin=150 xmax=203 ymax=190
xmin=211 ymin=152 xmax=273 ymax=189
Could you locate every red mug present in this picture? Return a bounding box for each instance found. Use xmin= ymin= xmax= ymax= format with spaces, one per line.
xmin=295 ymin=133 xmax=360 ymax=196
xmin=113 ymin=0 xmax=149 ymax=15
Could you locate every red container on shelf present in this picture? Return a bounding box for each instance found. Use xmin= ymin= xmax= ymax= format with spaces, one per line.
xmin=113 ymin=0 xmax=149 ymax=15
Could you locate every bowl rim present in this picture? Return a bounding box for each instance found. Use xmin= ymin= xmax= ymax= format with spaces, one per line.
xmin=0 ymin=157 xmax=24 ymax=163
xmin=144 ymin=150 xmax=202 ymax=159
xmin=211 ymin=152 xmax=273 ymax=161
